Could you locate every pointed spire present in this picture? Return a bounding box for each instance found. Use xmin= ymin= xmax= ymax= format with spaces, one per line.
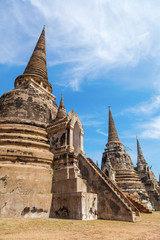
xmin=56 ymin=95 xmax=66 ymax=119
xmin=108 ymin=106 xmax=120 ymax=143
xmin=59 ymin=94 xmax=65 ymax=108
xmin=15 ymin=26 xmax=52 ymax=92
xmin=137 ymin=136 xmax=147 ymax=166
xmin=23 ymin=25 xmax=48 ymax=81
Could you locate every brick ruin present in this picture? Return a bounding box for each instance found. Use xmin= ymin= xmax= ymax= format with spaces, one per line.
xmin=0 ymin=27 xmax=159 ymax=221
xmin=101 ymin=107 xmax=160 ymax=211
xmin=136 ymin=137 xmax=160 ymax=210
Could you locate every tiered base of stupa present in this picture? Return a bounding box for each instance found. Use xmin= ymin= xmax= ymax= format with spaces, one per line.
xmin=101 ymin=144 xmax=152 ymax=209
xmin=0 ymin=123 xmax=54 ymax=218
xmin=115 ymin=169 xmax=148 ymax=199
xmin=114 ymin=168 xmax=153 ymax=210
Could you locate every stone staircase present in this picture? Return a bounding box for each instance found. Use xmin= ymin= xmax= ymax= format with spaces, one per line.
xmin=125 ymin=193 xmax=152 ymax=213
xmin=78 ymin=154 xmax=141 ymax=222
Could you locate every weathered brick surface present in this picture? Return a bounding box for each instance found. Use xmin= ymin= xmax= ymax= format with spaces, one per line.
xmin=0 ymin=82 xmax=58 ymax=127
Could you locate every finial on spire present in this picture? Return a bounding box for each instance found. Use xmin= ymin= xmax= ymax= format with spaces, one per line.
xmin=59 ymin=94 xmax=65 ymax=108
xmin=56 ymin=94 xmax=66 ymax=119
xmin=137 ymin=136 xmax=147 ymax=166
xmin=108 ymin=107 xmax=120 ymax=143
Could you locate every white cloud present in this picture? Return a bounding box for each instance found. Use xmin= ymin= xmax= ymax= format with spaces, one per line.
xmin=82 ymin=120 xmax=102 ymax=127
xmin=140 ymin=116 xmax=160 ymax=139
xmin=122 ymin=95 xmax=160 ymax=116
xmin=119 ymin=94 xmax=160 ymax=140
xmin=79 ymin=114 xmax=102 ymax=127
xmin=1 ymin=0 xmax=160 ymax=89
xmin=96 ymin=129 xmax=108 ymax=137
xmin=119 ymin=115 xmax=160 ymax=140
xmin=120 ymin=133 xmax=136 ymax=139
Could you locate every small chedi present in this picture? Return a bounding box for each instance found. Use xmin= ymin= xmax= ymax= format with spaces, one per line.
xmin=101 ymin=107 xmax=160 ymax=211
xmin=136 ymin=137 xmax=160 ymax=210
xmin=0 ymin=27 xmax=159 ymax=222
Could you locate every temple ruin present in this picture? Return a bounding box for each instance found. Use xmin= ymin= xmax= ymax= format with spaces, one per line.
xmin=0 ymin=27 xmax=159 ymax=221
xmin=101 ymin=107 xmax=160 ymax=211
xmin=136 ymin=137 xmax=160 ymax=210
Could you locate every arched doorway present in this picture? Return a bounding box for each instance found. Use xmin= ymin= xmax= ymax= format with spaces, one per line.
xmin=105 ymin=169 xmax=109 ymax=177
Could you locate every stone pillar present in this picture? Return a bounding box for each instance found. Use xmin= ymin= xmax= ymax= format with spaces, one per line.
xmin=68 ymin=126 xmax=74 ymax=152
xmin=80 ymin=131 xmax=85 ymax=156
xmin=70 ymin=127 xmax=73 ymax=147
xmin=80 ymin=132 xmax=84 ymax=152
xmin=65 ymin=129 xmax=68 ymax=146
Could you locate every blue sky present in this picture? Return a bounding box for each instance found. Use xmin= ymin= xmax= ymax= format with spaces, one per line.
xmin=0 ymin=0 xmax=160 ymax=180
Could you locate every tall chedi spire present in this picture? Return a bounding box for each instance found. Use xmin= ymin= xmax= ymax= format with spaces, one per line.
xmin=107 ymin=106 xmax=122 ymax=147
xmin=137 ymin=136 xmax=147 ymax=166
xmin=56 ymin=95 xmax=66 ymax=119
xmin=15 ymin=26 xmax=52 ymax=92
xmin=102 ymin=108 xmax=150 ymax=203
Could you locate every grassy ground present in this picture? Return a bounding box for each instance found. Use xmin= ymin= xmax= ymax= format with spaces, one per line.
xmin=0 ymin=212 xmax=160 ymax=240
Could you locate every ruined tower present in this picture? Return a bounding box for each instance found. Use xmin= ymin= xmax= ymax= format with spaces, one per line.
xmin=137 ymin=136 xmax=147 ymax=169
xmin=47 ymin=101 xmax=140 ymax=221
xmin=101 ymin=107 xmax=148 ymax=202
xmin=0 ymin=28 xmax=141 ymax=222
xmin=0 ymin=26 xmax=58 ymax=217
xmin=136 ymin=137 xmax=160 ymax=210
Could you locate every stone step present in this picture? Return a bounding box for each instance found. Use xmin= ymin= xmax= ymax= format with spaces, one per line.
xmin=116 ymin=174 xmax=140 ymax=177
xmin=125 ymin=193 xmax=152 ymax=214
xmin=116 ymin=177 xmax=140 ymax=181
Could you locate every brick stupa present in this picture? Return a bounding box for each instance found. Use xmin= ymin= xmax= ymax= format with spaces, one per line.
xmin=101 ymin=107 xmax=149 ymax=202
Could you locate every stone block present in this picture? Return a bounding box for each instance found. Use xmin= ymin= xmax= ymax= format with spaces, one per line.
xmin=0 ymin=193 xmax=52 ymax=218
xmin=0 ymin=163 xmax=53 ymax=218
xmin=51 ymin=192 xmax=97 ymax=220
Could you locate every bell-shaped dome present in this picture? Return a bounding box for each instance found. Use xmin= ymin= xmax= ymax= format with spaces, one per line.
xmin=0 ymin=81 xmax=58 ymax=127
